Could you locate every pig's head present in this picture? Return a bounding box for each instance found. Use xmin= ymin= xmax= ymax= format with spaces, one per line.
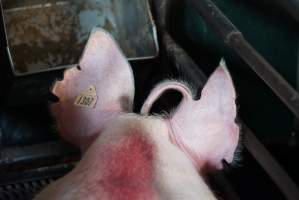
xmin=51 ymin=28 xmax=135 ymax=151
xmin=50 ymin=28 xmax=239 ymax=172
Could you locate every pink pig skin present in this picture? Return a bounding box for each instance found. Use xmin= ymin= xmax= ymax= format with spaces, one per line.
xmin=51 ymin=29 xmax=135 ymax=151
xmin=35 ymin=115 xmax=217 ymax=200
xmin=141 ymin=60 xmax=239 ymax=172
xmin=36 ymin=29 xmax=239 ymax=199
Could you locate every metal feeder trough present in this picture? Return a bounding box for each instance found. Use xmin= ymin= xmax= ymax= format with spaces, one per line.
xmin=1 ymin=0 xmax=158 ymax=76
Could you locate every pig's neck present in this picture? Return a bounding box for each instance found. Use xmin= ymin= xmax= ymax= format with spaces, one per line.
xmin=166 ymin=119 xmax=205 ymax=171
xmin=73 ymin=115 xmax=216 ymax=200
xmin=98 ymin=134 xmax=157 ymax=200
xmin=72 ymin=127 xmax=159 ymax=199
xmin=78 ymin=112 xmax=127 ymax=153
xmin=36 ymin=115 xmax=217 ymax=200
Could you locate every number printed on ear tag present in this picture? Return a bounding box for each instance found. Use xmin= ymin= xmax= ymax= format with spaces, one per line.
xmin=74 ymin=85 xmax=98 ymax=108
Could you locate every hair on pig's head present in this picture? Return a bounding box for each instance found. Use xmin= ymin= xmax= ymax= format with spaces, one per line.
xmin=50 ymin=28 xmax=240 ymax=173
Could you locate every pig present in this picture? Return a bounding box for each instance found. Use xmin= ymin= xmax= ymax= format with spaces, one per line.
xmin=35 ymin=28 xmax=239 ymax=200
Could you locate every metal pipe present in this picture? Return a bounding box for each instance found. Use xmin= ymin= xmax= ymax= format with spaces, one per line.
xmin=0 ymin=0 xmax=7 ymax=47
xmin=163 ymin=32 xmax=207 ymax=94
xmin=188 ymin=0 xmax=299 ymax=120
xmin=277 ymin=0 xmax=299 ymax=23
xmin=243 ymin=124 xmax=299 ymax=200
xmin=210 ymin=170 xmax=240 ymax=200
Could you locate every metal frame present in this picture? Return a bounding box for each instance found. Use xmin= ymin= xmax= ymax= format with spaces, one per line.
xmin=0 ymin=0 xmax=159 ymax=76
xmin=188 ymin=0 xmax=299 ymax=120
xmin=0 ymin=141 xmax=78 ymax=169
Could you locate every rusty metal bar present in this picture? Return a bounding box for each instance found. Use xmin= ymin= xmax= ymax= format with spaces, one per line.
xmin=188 ymin=0 xmax=299 ymax=120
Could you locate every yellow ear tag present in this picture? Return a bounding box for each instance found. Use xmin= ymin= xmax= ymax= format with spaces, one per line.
xmin=74 ymin=85 xmax=98 ymax=108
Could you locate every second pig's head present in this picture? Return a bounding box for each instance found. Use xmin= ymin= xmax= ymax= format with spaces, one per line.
xmin=50 ymin=29 xmax=239 ymax=172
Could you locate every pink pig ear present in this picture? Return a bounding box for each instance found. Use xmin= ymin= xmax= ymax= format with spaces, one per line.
xmin=141 ymin=59 xmax=239 ymax=172
xmin=51 ymin=28 xmax=135 ymax=151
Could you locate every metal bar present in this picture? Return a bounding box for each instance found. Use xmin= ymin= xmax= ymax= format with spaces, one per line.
xmin=0 ymin=163 xmax=74 ymax=186
xmin=188 ymin=0 xmax=299 ymax=120
xmin=297 ymin=41 xmax=299 ymax=91
xmin=0 ymin=0 xmax=8 ymax=47
xmin=277 ymin=0 xmax=299 ymax=23
xmin=150 ymin=0 xmax=206 ymax=95
xmin=210 ymin=171 xmax=240 ymax=200
xmin=163 ymin=33 xmax=207 ymax=94
xmin=243 ymin=124 xmax=299 ymax=200
xmin=0 ymin=141 xmax=78 ymax=169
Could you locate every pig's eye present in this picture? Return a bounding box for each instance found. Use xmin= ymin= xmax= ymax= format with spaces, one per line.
xmin=149 ymin=89 xmax=183 ymax=115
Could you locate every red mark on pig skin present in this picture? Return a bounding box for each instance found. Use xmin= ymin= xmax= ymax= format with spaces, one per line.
xmin=100 ymin=134 xmax=157 ymax=200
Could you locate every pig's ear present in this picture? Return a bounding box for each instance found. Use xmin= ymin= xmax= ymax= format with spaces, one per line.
xmin=141 ymin=59 xmax=239 ymax=171
xmin=51 ymin=28 xmax=135 ymax=150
